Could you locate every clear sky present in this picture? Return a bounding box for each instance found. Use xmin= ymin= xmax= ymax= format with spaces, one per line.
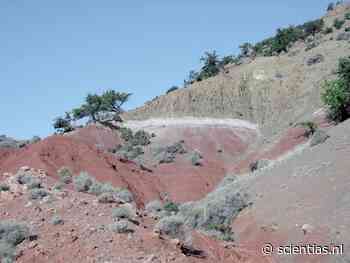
xmin=0 ymin=0 xmax=331 ymax=139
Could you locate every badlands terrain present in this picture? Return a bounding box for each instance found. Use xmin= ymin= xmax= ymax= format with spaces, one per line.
xmin=1 ymin=4 xmax=350 ymax=263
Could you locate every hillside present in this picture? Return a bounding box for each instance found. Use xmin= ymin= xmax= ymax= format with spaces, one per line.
xmin=1 ymin=3 xmax=350 ymax=263
xmin=124 ymin=5 xmax=350 ymax=137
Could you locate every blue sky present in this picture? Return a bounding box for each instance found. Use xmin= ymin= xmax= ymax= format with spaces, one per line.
xmin=0 ymin=0 xmax=331 ymax=139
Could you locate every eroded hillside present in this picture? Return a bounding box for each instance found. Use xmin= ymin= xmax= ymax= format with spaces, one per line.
xmin=124 ymin=5 xmax=350 ymax=137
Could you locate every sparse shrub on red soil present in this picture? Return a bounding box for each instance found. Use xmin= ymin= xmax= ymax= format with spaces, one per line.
xmin=109 ymin=221 xmax=134 ymax=234
xmin=29 ymin=188 xmax=50 ymax=200
xmin=0 ymin=220 xmax=30 ymax=263
xmin=112 ymin=206 xmax=133 ymax=220
xmin=154 ymin=215 xmax=189 ymax=241
xmin=57 ymin=167 xmax=73 ymax=184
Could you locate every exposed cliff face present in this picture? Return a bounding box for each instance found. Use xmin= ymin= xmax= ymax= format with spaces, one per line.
xmin=124 ymin=6 xmax=350 ymax=137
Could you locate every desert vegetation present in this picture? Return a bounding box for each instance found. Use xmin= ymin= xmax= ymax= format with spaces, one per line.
xmin=322 ymin=57 xmax=350 ymax=122
xmin=0 ymin=220 xmax=30 ymax=263
xmin=54 ymin=90 xmax=131 ymax=133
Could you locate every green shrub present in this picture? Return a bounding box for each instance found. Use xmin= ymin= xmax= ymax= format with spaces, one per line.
xmin=116 ymin=144 xmax=144 ymax=160
xmin=198 ymin=51 xmax=220 ymax=80
xmin=166 ymin=86 xmax=179 ymax=94
xmin=345 ymin=12 xmax=350 ymax=20
xmin=163 ymin=202 xmax=179 ymax=214
xmin=119 ymin=127 xmax=133 ymax=142
xmin=53 ymin=112 xmax=74 ymax=134
xmin=345 ymin=27 xmax=350 ymax=32
xmin=132 ymin=130 xmax=151 ymax=146
xmin=303 ymin=19 xmax=324 ymax=35
xmin=191 ymin=151 xmax=203 ymax=166
xmin=322 ymin=57 xmax=350 ymax=122
xmin=53 ymin=182 xmax=64 ymax=191
xmin=154 ymin=215 xmax=186 ymax=240
xmin=338 ymin=57 xmax=350 ymax=84
xmin=297 ymin=121 xmax=318 ymax=137
xmin=112 ymin=207 xmax=133 ymax=220
xmin=322 ymin=79 xmax=350 ymax=121
xmin=57 ymin=167 xmax=73 ymax=184
xmin=50 ymin=215 xmax=64 ymax=225
xmin=327 ymin=3 xmax=335 ymax=11
xmin=334 ymin=18 xmax=345 ymax=29
xmin=206 ymin=223 xmax=234 ymax=241
xmin=0 ymin=184 xmax=10 ymax=192
xmin=323 ymin=27 xmax=334 ymax=34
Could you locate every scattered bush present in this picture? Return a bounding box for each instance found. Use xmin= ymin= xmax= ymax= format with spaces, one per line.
xmin=0 ymin=221 xmax=29 ymax=246
xmin=322 ymin=79 xmax=350 ymax=121
xmin=322 ymin=57 xmax=350 ymax=122
xmin=73 ymin=172 xmax=94 ymax=192
xmin=297 ymin=121 xmax=318 ymax=137
xmin=112 ymin=207 xmax=133 ymax=220
xmin=119 ymin=127 xmax=133 ymax=142
xmin=0 ymin=220 xmax=29 ymax=262
xmin=53 ymin=182 xmax=64 ymax=191
xmin=206 ymin=223 xmax=234 ymax=241
xmin=178 ymin=177 xmax=248 ymax=235
xmin=303 ymin=19 xmax=325 ymax=35
xmin=145 ymin=200 xmax=163 ymax=214
xmin=334 ymin=18 xmax=345 ymax=29
xmin=327 ymin=2 xmax=335 ymax=11
xmin=57 ymin=167 xmax=73 ymax=184
xmin=345 ymin=12 xmax=350 ymax=20
xmin=345 ymin=27 xmax=350 ymax=32
xmin=26 ymin=178 xmax=42 ymax=190
xmin=0 ymin=184 xmax=10 ymax=192
xmin=163 ymin=202 xmax=179 ymax=214
xmin=154 ymin=141 xmax=187 ymax=164
xmin=115 ymin=189 xmax=134 ymax=203
xmin=16 ymin=174 xmax=42 ymax=190
xmin=115 ymin=144 xmax=144 ymax=160
xmin=98 ymin=192 xmax=116 ymax=203
xmin=109 ymin=221 xmax=134 ymax=234
xmin=53 ymin=112 xmax=74 ymax=134
xmin=323 ymin=27 xmax=334 ymax=34
xmin=154 ymin=215 xmax=186 ymax=240
xmin=16 ymin=174 xmax=34 ymax=185
xmin=198 ymin=51 xmax=221 ymax=80
xmin=30 ymin=189 xmax=49 ymax=200
xmin=132 ymin=130 xmax=151 ymax=146
xmin=191 ymin=151 xmax=203 ymax=166
xmin=50 ymin=215 xmax=64 ymax=225
xmin=73 ymin=172 xmax=134 ymax=202
xmin=166 ymin=86 xmax=179 ymax=94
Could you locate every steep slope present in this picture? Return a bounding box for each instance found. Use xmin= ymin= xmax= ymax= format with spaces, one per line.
xmin=124 ymin=5 xmax=350 ymax=137
xmin=230 ymin=118 xmax=350 ymax=263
